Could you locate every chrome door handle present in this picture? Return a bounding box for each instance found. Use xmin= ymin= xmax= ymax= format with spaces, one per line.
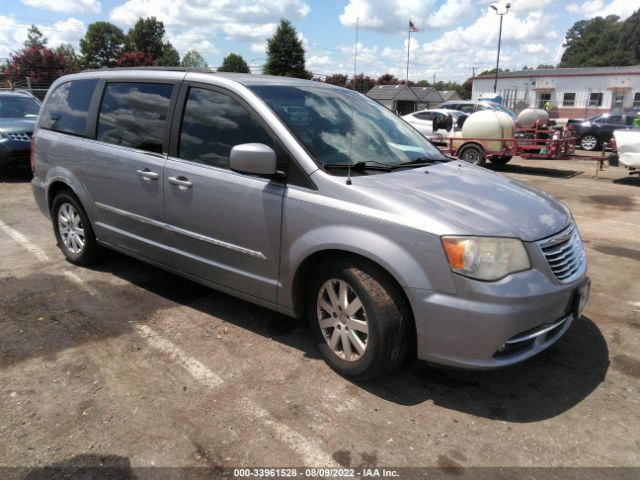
xmin=168 ymin=176 xmax=193 ymax=188
xmin=137 ymin=168 xmax=159 ymax=180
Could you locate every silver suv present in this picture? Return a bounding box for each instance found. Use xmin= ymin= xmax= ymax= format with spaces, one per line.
xmin=32 ymin=69 xmax=590 ymax=380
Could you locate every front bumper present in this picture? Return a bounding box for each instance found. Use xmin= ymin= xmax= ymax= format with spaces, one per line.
xmin=408 ymin=266 xmax=590 ymax=369
xmin=0 ymin=140 xmax=30 ymax=168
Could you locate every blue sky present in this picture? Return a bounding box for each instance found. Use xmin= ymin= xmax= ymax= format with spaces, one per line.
xmin=1 ymin=0 xmax=638 ymax=82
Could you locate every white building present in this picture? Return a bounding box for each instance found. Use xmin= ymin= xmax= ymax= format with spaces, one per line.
xmin=472 ymin=65 xmax=640 ymax=118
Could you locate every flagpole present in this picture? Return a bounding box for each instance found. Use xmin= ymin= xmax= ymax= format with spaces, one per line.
xmin=353 ymin=17 xmax=359 ymax=91
xmin=406 ymin=21 xmax=411 ymax=84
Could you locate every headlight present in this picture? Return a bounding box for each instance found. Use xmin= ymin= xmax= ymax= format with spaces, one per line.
xmin=441 ymin=236 xmax=531 ymax=281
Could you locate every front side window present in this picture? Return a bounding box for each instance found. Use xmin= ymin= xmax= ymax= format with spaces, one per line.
xmin=563 ymin=93 xmax=575 ymax=106
xmin=97 ymin=82 xmax=173 ymax=153
xmin=179 ymin=88 xmax=273 ymax=169
xmin=249 ymin=85 xmax=445 ymax=168
xmin=40 ymin=79 xmax=97 ymax=136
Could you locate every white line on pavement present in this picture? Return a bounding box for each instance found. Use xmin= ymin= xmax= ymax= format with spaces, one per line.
xmin=241 ymin=399 xmax=338 ymax=467
xmin=0 ymin=219 xmax=50 ymax=263
xmin=134 ymin=324 xmax=224 ymax=388
xmin=63 ymin=270 xmax=98 ymax=296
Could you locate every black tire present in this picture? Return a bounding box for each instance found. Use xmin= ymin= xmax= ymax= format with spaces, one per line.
xmin=489 ymin=155 xmax=512 ymax=165
xmin=458 ymin=144 xmax=486 ymax=166
xmin=51 ymin=192 xmax=100 ymax=265
xmin=307 ymin=259 xmax=410 ymax=381
xmin=579 ymin=134 xmax=599 ymax=151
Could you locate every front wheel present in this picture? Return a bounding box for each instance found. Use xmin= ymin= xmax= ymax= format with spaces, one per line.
xmin=52 ymin=192 xmax=100 ymax=265
xmin=579 ymin=134 xmax=599 ymax=151
xmin=458 ymin=144 xmax=486 ymax=166
xmin=307 ymin=260 xmax=409 ymax=381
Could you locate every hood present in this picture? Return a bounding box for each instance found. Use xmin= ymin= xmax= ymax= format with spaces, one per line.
xmin=349 ymin=161 xmax=570 ymax=242
xmin=0 ymin=118 xmax=36 ymax=132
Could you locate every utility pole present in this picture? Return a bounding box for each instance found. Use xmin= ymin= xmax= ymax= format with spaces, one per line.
xmin=491 ymin=3 xmax=511 ymax=94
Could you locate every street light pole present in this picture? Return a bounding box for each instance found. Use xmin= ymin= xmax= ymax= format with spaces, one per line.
xmin=491 ymin=3 xmax=510 ymax=94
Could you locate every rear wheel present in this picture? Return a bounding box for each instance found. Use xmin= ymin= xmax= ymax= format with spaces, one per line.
xmin=52 ymin=192 xmax=100 ymax=265
xmin=579 ymin=134 xmax=598 ymax=151
xmin=489 ymin=155 xmax=512 ymax=165
xmin=307 ymin=260 xmax=409 ymax=381
xmin=458 ymin=144 xmax=486 ymax=166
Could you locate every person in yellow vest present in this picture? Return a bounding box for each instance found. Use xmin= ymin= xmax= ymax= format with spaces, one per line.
xmin=544 ymin=99 xmax=554 ymax=112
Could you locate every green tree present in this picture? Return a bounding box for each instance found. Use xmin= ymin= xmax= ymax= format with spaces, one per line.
xmin=459 ymin=78 xmax=472 ymax=99
xmin=263 ymin=19 xmax=306 ymax=78
xmin=217 ymin=53 xmax=250 ymax=73
xmin=24 ymin=25 xmax=47 ymax=49
xmin=376 ymin=73 xmax=400 ymax=85
xmin=560 ymin=15 xmax=634 ymax=67
xmin=116 ymin=51 xmax=154 ymax=67
xmin=621 ymin=10 xmax=640 ymax=64
xmin=56 ymin=43 xmax=79 ymax=65
xmin=156 ymin=42 xmax=180 ymax=66
xmin=126 ymin=17 xmax=165 ymax=60
xmin=347 ymin=73 xmax=375 ymax=93
xmin=80 ymin=22 xmax=126 ymax=68
xmin=324 ymin=73 xmax=348 ymax=86
xmin=181 ymin=50 xmax=207 ymax=68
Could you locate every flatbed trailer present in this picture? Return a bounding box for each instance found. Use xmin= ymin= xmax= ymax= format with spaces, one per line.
xmin=442 ymin=123 xmax=608 ymax=167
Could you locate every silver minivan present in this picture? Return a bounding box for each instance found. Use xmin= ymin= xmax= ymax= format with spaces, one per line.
xmin=31 ymin=69 xmax=590 ymax=380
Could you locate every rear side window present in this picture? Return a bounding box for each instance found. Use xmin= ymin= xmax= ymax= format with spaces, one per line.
xmin=40 ymin=79 xmax=97 ymax=136
xmin=97 ymin=82 xmax=173 ymax=154
xmin=178 ymin=87 xmax=273 ymax=169
xmin=414 ymin=112 xmax=434 ymax=121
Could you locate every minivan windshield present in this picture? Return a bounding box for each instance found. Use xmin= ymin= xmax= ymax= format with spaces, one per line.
xmin=249 ymin=85 xmax=446 ymax=168
xmin=0 ymin=96 xmax=40 ymax=118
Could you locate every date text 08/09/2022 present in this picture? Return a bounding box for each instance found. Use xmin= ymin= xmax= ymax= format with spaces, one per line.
xmin=233 ymin=468 xmax=400 ymax=477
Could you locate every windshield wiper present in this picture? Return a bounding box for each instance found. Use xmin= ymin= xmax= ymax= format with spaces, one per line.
xmin=390 ymin=156 xmax=449 ymax=170
xmin=323 ymin=161 xmax=393 ymax=171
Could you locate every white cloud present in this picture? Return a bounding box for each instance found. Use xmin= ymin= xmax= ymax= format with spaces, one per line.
xmin=339 ymin=0 xmax=438 ymax=33
xmin=566 ymin=0 xmax=638 ymax=20
xmin=20 ymin=0 xmax=100 ymax=14
xmin=426 ymin=0 xmax=474 ymax=29
xmin=523 ymin=43 xmax=547 ymax=54
xmin=47 ymin=18 xmax=86 ymax=48
xmin=0 ymin=16 xmax=85 ymax=57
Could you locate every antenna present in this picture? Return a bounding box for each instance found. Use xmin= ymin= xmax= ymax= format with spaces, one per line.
xmin=347 ymin=17 xmax=359 ymax=186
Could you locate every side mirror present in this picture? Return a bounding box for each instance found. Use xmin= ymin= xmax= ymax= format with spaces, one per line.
xmin=230 ymin=143 xmax=277 ymax=176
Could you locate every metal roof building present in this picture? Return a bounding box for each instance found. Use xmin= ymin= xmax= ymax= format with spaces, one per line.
xmin=365 ymin=84 xmax=420 ymax=115
xmin=472 ymin=65 xmax=640 ymax=118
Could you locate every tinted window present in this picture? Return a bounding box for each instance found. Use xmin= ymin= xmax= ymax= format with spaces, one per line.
xmin=97 ymin=82 xmax=173 ymax=153
xmin=40 ymin=79 xmax=97 ymax=136
xmin=179 ymin=88 xmax=273 ymax=169
xmin=414 ymin=112 xmax=434 ymax=120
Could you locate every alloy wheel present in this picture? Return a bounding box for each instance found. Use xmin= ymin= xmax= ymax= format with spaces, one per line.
xmin=316 ymin=279 xmax=369 ymax=362
xmin=57 ymin=203 xmax=85 ymax=254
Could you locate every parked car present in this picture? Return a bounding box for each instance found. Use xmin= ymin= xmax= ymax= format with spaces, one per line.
xmin=612 ymin=129 xmax=640 ymax=174
xmin=32 ymin=70 xmax=590 ymax=380
xmin=401 ymin=109 xmax=468 ymax=144
xmin=567 ymin=112 xmax=637 ymax=151
xmin=439 ymin=100 xmax=517 ymax=119
xmin=0 ymin=90 xmax=41 ymax=173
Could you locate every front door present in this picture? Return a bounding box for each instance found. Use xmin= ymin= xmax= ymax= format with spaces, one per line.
xmin=79 ymin=81 xmax=176 ymax=264
xmin=164 ymin=85 xmax=285 ymax=303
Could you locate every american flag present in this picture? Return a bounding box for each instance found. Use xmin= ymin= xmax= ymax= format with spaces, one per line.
xmin=409 ymin=21 xmax=418 ymax=32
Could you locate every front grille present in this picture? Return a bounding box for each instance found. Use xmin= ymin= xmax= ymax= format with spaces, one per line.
xmin=6 ymin=132 xmax=32 ymax=142
xmin=6 ymin=151 xmax=30 ymax=165
xmin=538 ymin=224 xmax=586 ymax=282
